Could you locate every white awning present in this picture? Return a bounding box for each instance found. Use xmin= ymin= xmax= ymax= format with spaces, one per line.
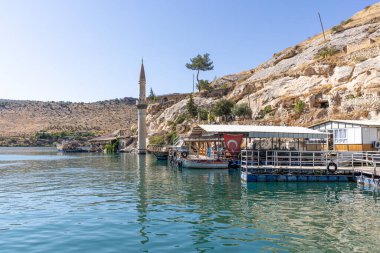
xmin=310 ymin=119 xmax=380 ymax=128
xmin=198 ymin=124 xmax=328 ymax=139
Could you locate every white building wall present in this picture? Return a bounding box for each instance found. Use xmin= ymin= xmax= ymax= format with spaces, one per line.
xmin=346 ymin=128 xmax=362 ymax=144
xmin=311 ymin=121 xmax=380 ymax=148
xmin=346 ymin=128 xmax=354 ymax=144
xmin=370 ymin=128 xmax=378 ymax=143
xmin=354 ymin=128 xmax=362 ymax=144
xmin=362 ymin=127 xmax=378 ymax=144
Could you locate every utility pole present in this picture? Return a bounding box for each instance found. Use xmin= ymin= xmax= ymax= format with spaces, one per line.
xmin=318 ymin=12 xmax=327 ymax=42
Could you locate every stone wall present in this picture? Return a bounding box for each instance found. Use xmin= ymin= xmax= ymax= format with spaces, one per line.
xmin=344 ymin=37 xmax=380 ymax=54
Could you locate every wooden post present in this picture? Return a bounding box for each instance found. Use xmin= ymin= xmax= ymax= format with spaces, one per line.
xmin=318 ymin=12 xmax=327 ymax=42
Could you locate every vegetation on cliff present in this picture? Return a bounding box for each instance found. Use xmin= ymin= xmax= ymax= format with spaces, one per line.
xmin=147 ymin=3 xmax=380 ymax=138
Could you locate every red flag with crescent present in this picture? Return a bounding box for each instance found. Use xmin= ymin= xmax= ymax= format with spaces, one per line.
xmin=223 ymin=134 xmax=243 ymax=153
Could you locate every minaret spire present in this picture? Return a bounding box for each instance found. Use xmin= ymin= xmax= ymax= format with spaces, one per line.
xmin=139 ymin=59 xmax=146 ymax=101
xmin=136 ymin=59 xmax=147 ymax=154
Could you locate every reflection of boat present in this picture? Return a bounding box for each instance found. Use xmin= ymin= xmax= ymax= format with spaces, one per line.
xmin=356 ymin=175 xmax=380 ymax=188
xmin=57 ymin=141 xmax=89 ymax=152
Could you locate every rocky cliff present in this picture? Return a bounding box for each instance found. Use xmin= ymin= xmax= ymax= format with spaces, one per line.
xmin=147 ymin=3 xmax=380 ymax=136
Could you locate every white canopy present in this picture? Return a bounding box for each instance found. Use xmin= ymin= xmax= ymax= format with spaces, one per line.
xmin=198 ymin=124 xmax=328 ymax=139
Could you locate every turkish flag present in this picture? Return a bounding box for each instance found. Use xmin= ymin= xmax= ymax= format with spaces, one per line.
xmin=223 ymin=134 xmax=243 ymax=153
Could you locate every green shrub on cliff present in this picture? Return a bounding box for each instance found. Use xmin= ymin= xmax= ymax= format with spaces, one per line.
xmin=149 ymin=135 xmax=165 ymax=145
xmin=294 ymin=100 xmax=306 ymax=114
xmin=212 ymin=99 xmax=235 ymax=117
xmin=232 ymin=103 xmax=252 ymax=119
xmin=316 ymin=46 xmax=339 ymax=59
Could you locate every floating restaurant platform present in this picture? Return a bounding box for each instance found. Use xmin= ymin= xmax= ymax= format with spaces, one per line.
xmin=240 ymin=150 xmax=380 ymax=183
xmin=172 ymin=124 xmax=380 ymax=183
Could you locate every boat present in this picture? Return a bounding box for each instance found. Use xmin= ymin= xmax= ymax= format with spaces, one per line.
xmin=147 ymin=145 xmax=170 ymax=160
xmin=182 ymin=158 xmax=229 ymax=169
xmin=57 ymin=141 xmax=89 ymax=152
xmin=169 ymin=148 xmax=229 ymax=169
xmin=152 ymin=150 xmax=169 ymax=160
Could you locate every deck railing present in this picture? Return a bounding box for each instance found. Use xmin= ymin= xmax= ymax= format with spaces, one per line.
xmin=241 ymin=150 xmax=380 ymax=173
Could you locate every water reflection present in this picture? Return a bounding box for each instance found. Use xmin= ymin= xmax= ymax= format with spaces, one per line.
xmin=0 ymin=149 xmax=379 ymax=252
xmin=136 ymin=155 xmax=149 ymax=245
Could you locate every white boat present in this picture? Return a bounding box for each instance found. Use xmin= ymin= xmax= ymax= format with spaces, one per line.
xmin=182 ymin=158 xmax=229 ymax=169
xmin=57 ymin=141 xmax=89 ymax=152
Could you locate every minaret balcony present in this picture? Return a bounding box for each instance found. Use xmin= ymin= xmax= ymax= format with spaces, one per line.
xmin=136 ymin=99 xmax=148 ymax=109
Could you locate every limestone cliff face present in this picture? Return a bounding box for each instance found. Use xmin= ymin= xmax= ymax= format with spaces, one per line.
xmin=147 ymin=3 xmax=380 ymax=136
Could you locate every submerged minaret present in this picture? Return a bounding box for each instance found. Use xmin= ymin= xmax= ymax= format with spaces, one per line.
xmin=137 ymin=60 xmax=147 ymax=154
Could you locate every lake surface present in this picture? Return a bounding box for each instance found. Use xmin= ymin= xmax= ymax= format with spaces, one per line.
xmin=0 ymin=147 xmax=380 ymax=252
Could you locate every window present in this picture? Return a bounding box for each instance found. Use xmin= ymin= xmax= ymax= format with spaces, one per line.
xmin=334 ymin=129 xmax=347 ymax=144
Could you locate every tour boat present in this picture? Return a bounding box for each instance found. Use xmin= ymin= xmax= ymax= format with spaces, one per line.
xmin=181 ymin=158 xmax=229 ymax=169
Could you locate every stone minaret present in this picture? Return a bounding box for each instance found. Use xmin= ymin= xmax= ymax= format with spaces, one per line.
xmin=137 ymin=60 xmax=147 ymax=154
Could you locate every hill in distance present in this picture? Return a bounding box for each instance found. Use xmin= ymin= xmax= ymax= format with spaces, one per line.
xmin=0 ymin=98 xmax=137 ymax=145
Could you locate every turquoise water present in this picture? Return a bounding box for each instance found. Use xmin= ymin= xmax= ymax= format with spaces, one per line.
xmin=1 ymin=148 xmax=380 ymax=252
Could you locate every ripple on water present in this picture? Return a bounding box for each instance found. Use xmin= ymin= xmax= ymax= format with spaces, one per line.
xmin=0 ymin=150 xmax=380 ymax=252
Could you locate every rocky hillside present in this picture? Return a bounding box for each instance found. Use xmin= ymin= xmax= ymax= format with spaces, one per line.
xmin=0 ymin=98 xmax=137 ymax=139
xmin=147 ymin=3 xmax=380 ymax=136
xmin=1 ymin=4 xmax=379 ymax=146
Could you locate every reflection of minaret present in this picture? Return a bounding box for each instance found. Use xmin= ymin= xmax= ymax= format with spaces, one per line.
xmin=136 ymin=155 xmax=149 ymax=244
xmin=137 ymin=60 xmax=147 ymax=154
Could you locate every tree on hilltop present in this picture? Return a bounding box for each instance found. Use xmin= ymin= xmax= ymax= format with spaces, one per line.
xmin=186 ymin=53 xmax=214 ymax=92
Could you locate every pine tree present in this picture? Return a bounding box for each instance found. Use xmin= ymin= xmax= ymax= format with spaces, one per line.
xmin=186 ymin=53 xmax=214 ymax=91
xmin=148 ymin=87 xmax=156 ymax=101
xmin=186 ymin=94 xmax=198 ymax=118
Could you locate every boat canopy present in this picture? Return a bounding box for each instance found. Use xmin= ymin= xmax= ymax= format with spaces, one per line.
xmin=193 ymin=124 xmax=328 ymax=139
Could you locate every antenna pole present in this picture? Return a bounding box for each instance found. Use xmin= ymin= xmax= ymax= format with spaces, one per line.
xmin=318 ymin=12 xmax=327 ymax=42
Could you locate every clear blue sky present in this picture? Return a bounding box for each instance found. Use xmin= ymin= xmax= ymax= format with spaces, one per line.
xmin=0 ymin=0 xmax=378 ymax=102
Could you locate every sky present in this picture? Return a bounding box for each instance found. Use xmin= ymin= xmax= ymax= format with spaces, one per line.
xmin=0 ymin=0 xmax=378 ymax=102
